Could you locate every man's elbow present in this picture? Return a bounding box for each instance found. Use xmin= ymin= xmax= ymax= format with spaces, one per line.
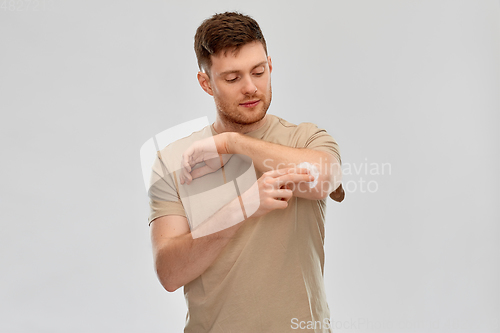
xmin=154 ymin=253 xmax=182 ymax=292
xmin=155 ymin=265 xmax=182 ymax=292
xmin=312 ymin=180 xmax=332 ymax=200
xmin=164 ymin=282 xmax=181 ymax=293
xmin=314 ymin=167 xmax=342 ymax=200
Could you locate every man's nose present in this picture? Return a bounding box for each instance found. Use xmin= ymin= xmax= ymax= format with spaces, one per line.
xmin=241 ymin=76 xmax=257 ymax=95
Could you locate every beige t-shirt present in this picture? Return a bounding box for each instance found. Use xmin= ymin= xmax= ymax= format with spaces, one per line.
xmin=148 ymin=114 xmax=341 ymax=333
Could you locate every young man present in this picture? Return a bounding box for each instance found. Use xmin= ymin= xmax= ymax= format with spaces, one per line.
xmin=148 ymin=12 xmax=344 ymax=332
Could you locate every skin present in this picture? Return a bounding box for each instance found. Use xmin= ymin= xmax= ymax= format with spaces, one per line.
xmin=197 ymin=40 xmax=273 ymax=134
xmin=151 ymin=41 xmax=342 ymax=292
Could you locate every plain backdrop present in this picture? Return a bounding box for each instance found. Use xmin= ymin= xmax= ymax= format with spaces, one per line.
xmin=1 ymin=1 xmax=498 ymax=332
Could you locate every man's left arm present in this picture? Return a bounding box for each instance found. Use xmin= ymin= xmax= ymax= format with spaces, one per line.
xmin=224 ymin=132 xmax=342 ymax=200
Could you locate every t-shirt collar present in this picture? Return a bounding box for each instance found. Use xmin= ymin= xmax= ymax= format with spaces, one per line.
xmin=210 ymin=114 xmax=275 ymax=140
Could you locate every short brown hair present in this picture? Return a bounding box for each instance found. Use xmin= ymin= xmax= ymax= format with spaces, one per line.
xmin=194 ymin=12 xmax=268 ymax=74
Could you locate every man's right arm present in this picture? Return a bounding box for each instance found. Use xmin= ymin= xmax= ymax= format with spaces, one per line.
xmin=150 ymin=168 xmax=313 ymax=292
xmin=150 ymin=198 xmax=245 ymax=293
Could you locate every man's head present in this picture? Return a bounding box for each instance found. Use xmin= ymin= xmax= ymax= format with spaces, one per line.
xmin=194 ymin=12 xmax=272 ymax=130
xmin=194 ymin=12 xmax=268 ymax=75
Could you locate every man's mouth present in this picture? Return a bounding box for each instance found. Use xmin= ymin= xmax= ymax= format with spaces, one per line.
xmin=239 ymin=100 xmax=260 ymax=108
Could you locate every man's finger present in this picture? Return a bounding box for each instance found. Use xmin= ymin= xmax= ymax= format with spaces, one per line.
xmin=182 ymin=155 xmax=192 ymax=173
xmin=274 ymin=188 xmax=293 ymax=201
xmin=268 ymin=199 xmax=288 ymax=210
xmin=180 ymin=166 xmax=193 ymax=185
xmin=264 ymin=167 xmax=309 ymax=179
xmin=275 ymin=173 xmax=314 ymax=187
xmin=191 ymin=165 xmax=213 ymax=180
xmin=289 ymin=167 xmax=310 ymax=175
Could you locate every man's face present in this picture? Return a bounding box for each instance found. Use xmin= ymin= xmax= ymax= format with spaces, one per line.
xmin=203 ymin=41 xmax=273 ymax=126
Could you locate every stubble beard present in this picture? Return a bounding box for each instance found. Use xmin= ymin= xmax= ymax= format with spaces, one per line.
xmin=215 ymin=86 xmax=272 ymax=126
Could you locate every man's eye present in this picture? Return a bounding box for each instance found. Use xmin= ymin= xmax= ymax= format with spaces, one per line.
xmin=225 ymin=76 xmax=238 ymax=82
xmin=253 ymin=71 xmax=264 ymax=76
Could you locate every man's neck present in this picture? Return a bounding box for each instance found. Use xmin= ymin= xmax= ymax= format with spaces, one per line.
xmin=213 ymin=114 xmax=268 ymax=135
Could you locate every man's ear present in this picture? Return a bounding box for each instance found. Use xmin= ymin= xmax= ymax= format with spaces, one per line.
xmin=197 ymin=72 xmax=213 ymax=96
xmin=268 ymin=56 xmax=273 ymax=73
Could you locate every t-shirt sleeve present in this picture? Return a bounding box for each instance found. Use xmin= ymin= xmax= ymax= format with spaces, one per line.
xmin=147 ymin=156 xmax=187 ymax=226
xmin=293 ymin=122 xmax=345 ymax=202
xmin=293 ymin=122 xmax=341 ymax=165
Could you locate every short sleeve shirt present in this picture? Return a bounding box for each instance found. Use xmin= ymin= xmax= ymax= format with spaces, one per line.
xmin=148 ymin=114 xmax=341 ymax=333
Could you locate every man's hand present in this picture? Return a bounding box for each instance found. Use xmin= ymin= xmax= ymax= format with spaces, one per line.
xmin=180 ymin=133 xmax=231 ymax=185
xmin=190 ymin=167 xmax=313 ymax=238
xmin=242 ymin=168 xmax=314 ymax=219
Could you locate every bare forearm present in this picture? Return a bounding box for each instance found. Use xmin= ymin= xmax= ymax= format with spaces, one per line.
xmin=155 ymin=198 xmax=244 ymax=292
xmin=227 ymin=133 xmax=341 ymax=199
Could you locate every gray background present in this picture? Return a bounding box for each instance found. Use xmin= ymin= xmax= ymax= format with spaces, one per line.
xmin=1 ymin=0 xmax=498 ymax=332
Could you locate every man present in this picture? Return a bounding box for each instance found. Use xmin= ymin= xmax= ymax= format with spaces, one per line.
xmin=147 ymin=12 xmax=344 ymax=332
